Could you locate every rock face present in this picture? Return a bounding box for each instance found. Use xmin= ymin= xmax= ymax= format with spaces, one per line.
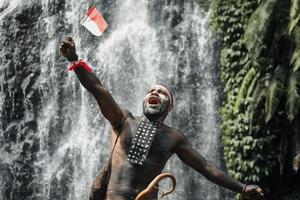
xmin=0 ymin=0 xmax=231 ymax=200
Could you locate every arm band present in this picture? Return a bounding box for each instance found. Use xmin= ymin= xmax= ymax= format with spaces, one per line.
xmin=68 ymin=59 xmax=93 ymax=72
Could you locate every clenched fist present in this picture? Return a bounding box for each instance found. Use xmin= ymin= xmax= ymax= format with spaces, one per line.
xmin=243 ymin=185 xmax=264 ymax=200
xmin=59 ymin=36 xmax=78 ymax=62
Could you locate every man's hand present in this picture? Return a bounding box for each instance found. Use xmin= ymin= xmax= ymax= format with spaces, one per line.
xmin=243 ymin=185 xmax=264 ymax=200
xmin=59 ymin=36 xmax=78 ymax=61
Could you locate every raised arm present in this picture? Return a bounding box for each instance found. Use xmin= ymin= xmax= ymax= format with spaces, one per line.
xmin=174 ymin=132 xmax=263 ymax=199
xmin=59 ymin=37 xmax=125 ymax=130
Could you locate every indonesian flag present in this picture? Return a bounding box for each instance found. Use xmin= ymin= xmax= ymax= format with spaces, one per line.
xmin=81 ymin=6 xmax=108 ymax=36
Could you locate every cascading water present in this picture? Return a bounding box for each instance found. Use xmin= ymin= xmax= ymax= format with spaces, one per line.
xmin=0 ymin=0 xmax=232 ymax=199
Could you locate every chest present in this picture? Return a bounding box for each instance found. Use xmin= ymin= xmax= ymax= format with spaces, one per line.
xmin=120 ymin=118 xmax=175 ymax=158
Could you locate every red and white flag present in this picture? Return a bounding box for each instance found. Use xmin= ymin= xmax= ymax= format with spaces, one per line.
xmin=81 ymin=6 xmax=108 ymax=36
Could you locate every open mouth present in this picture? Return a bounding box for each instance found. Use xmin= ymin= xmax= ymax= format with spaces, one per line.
xmin=148 ymin=97 xmax=161 ymax=105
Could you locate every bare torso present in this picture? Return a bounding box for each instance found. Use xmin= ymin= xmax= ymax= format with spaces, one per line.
xmin=59 ymin=36 xmax=263 ymax=200
xmin=106 ymin=116 xmax=180 ymax=200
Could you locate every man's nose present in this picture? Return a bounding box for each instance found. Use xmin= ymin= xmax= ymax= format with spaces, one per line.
xmin=151 ymin=91 xmax=159 ymax=96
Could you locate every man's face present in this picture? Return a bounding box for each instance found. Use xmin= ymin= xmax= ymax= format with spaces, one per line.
xmin=143 ymin=85 xmax=172 ymax=119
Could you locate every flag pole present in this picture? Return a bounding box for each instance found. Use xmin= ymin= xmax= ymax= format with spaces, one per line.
xmin=71 ymin=27 xmax=80 ymax=38
xmin=71 ymin=15 xmax=88 ymax=38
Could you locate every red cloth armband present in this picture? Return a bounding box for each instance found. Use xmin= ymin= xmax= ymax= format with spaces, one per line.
xmin=68 ymin=59 xmax=93 ymax=72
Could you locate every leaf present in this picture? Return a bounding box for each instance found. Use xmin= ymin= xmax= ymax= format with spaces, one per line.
xmin=235 ymin=67 xmax=258 ymax=113
xmin=290 ymin=26 xmax=300 ymax=72
xmin=248 ymin=79 xmax=267 ymax=132
xmin=246 ymin=72 xmax=260 ymax=99
xmin=265 ymin=65 xmax=287 ymax=122
xmin=289 ymin=0 xmax=300 ymax=34
xmin=243 ymin=0 xmax=279 ymax=59
xmin=286 ymin=71 xmax=300 ymax=121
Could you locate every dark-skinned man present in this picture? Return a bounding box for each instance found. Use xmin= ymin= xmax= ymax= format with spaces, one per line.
xmin=59 ymin=36 xmax=264 ymax=200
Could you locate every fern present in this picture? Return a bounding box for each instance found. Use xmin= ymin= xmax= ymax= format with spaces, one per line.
xmin=288 ymin=26 xmax=300 ymax=121
xmin=248 ymin=79 xmax=267 ymax=132
xmin=291 ymin=48 xmax=300 ymax=72
xmin=289 ymin=0 xmax=300 ymax=34
xmin=265 ymin=65 xmax=287 ymax=122
xmin=235 ymin=67 xmax=258 ymax=113
xmin=286 ymin=71 xmax=300 ymax=121
xmin=246 ymin=72 xmax=260 ymax=99
xmin=243 ymin=0 xmax=279 ymax=59
xmin=212 ymin=0 xmax=300 ymax=189
xmin=291 ymin=26 xmax=300 ymax=72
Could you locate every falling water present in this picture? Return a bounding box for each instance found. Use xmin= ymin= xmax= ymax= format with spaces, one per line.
xmin=0 ymin=0 xmax=232 ymax=199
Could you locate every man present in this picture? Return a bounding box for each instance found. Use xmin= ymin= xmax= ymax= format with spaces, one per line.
xmin=59 ymin=37 xmax=264 ymax=200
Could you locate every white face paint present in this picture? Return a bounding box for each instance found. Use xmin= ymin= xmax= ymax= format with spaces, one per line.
xmin=142 ymin=85 xmax=171 ymax=119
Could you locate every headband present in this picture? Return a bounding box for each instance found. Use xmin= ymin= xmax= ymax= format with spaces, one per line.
xmin=155 ymin=84 xmax=174 ymax=106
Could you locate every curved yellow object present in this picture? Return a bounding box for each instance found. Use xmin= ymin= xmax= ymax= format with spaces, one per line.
xmin=135 ymin=173 xmax=176 ymax=200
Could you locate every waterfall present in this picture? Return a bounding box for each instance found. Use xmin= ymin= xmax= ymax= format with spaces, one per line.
xmin=0 ymin=0 xmax=232 ymax=199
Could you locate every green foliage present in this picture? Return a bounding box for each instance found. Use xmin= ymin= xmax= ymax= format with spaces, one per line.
xmin=286 ymin=8 xmax=300 ymax=122
xmin=211 ymin=0 xmax=300 ymax=198
xmin=286 ymin=71 xmax=300 ymax=121
xmin=244 ymin=0 xmax=279 ymax=59
xmin=290 ymin=26 xmax=300 ymax=72
xmin=265 ymin=65 xmax=287 ymax=122
xmin=212 ymin=0 xmax=274 ymax=190
xmin=235 ymin=67 xmax=257 ymax=113
xmin=289 ymin=0 xmax=300 ymax=33
xmin=248 ymin=78 xmax=267 ymax=131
